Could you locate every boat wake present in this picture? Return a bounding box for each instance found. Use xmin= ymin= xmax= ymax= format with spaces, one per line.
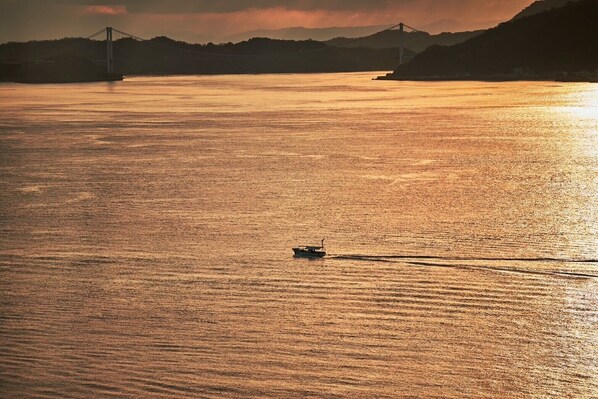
xmin=332 ymin=254 xmax=598 ymax=263
xmin=330 ymin=254 xmax=598 ymax=279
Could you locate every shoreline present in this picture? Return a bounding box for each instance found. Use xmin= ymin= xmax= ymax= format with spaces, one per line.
xmin=14 ymin=75 xmax=124 ymax=84
xmin=376 ymin=72 xmax=598 ymax=83
xmin=2 ymin=70 xmax=596 ymax=84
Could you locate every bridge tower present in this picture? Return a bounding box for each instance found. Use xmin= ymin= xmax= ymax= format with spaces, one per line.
xmin=106 ymin=27 xmax=114 ymax=74
xmin=398 ymin=23 xmax=404 ymax=66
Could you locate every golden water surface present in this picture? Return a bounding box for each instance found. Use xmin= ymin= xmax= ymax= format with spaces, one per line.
xmin=1 ymin=73 xmax=597 ymax=398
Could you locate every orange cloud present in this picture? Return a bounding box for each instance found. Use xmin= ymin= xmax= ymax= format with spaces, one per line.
xmin=130 ymin=1 xmax=532 ymax=37
xmin=136 ymin=7 xmax=399 ymax=34
xmin=84 ymin=5 xmax=127 ymax=15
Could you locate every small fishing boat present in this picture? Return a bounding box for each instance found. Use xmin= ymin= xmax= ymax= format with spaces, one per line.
xmin=293 ymin=239 xmax=326 ymax=258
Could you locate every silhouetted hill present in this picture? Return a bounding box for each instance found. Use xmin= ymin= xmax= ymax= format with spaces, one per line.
xmin=0 ymin=36 xmax=405 ymax=81
xmin=512 ymin=0 xmax=581 ymax=19
xmin=326 ymin=29 xmax=482 ymax=53
xmin=15 ymin=55 xmax=122 ymax=83
xmin=383 ymin=0 xmax=598 ymax=80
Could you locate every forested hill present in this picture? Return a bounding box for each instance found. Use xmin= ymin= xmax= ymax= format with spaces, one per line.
xmin=385 ymin=0 xmax=598 ymax=80
xmin=0 ymin=36 xmax=409 ymax=81
xmin=512 ymin=0 xmax=581 ymax=19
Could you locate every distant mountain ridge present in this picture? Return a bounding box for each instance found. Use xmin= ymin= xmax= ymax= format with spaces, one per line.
xmin=326 ymin=29 xmax=483 ymax=53
xmin=222 ymin=25 xmax=388 ymax=44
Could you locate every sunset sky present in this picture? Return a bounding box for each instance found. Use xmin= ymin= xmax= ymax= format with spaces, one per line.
xmin=0 ymin=0 xmax=535 ymax=43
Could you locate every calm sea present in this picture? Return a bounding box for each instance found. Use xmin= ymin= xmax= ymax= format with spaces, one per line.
xmin=1 ymin=73 xmax=597 ymax=398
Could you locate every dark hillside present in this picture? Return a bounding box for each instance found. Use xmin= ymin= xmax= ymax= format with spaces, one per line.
xmin=513 ymin=0 xmax=581 ymax=19
xmin=0 ymin=36 xmax=403 ymax=81
xmin=386 ymin=0 xmax=598 ymax=79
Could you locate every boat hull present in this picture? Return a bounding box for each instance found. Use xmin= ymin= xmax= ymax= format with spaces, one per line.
xmin=293 ymin=248 xmax=326 ymax=258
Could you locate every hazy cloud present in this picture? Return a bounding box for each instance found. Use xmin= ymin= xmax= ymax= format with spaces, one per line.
xmin=83 ymin=5 xmax=127 ymax=15
xmin=20 ymin=0 xmax=528 ymax=14
xmin=0 ymin=0 xmax=534 ymax=43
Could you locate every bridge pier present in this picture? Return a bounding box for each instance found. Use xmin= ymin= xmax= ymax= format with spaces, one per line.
xmin=106 ymin=27 xmax=114 ymax=74
xmin=399 ymin=23 xmax=404 ymax=65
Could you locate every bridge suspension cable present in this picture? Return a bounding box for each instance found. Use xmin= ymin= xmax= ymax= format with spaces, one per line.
xmin=4 ymin=21 xmax=423 ymax=76
xmin=85 ymin=22 xmax=423 ymax=60
xmin=328 ymin=22 xmax=420 ymax=65
xmin=86 ymin=28 xmax=108 ymax=40
xmin=99 ymin=27 xmax=341 ymax=58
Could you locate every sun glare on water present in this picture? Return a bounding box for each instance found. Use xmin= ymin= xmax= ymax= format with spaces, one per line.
xmin=563 ymin=83 xmax=598 ymax=120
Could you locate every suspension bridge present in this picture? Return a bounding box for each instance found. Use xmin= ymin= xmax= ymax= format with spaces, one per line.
xmin=84 ymin=23 xmax=421 ymax=75
xmin=3 ymin=23 xmax=422 ymax=83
